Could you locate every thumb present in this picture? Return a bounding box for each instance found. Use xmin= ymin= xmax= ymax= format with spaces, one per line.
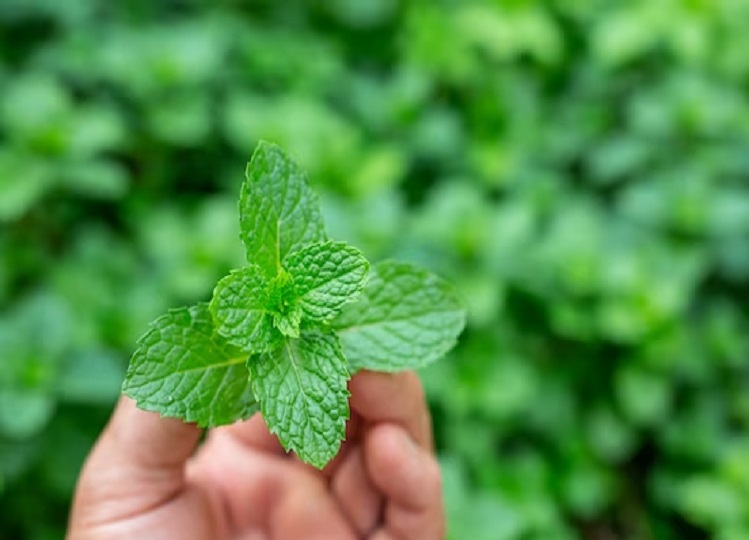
xmin=70 ymin=397 xmax=201 ymax=527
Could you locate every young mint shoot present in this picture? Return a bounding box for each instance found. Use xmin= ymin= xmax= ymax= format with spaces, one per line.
xmin=122 ymin=142 xmax=466 ymax=469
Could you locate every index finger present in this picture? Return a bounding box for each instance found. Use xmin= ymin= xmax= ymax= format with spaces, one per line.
xmin=348 ymin=371 xmax=432 ymax=449
xmin=70 ymin=397 xmax=202 ymax=527
xmin=92 ymin=396 xmax=202 ymax=473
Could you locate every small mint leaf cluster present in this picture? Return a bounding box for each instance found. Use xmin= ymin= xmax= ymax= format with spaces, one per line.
xmin=123 ymin=142 xmax=466 ymax=468
xmin=211 ymin=240 xmax=368 ymax=351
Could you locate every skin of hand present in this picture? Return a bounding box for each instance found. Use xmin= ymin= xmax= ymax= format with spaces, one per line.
xmin=67 ymin=370 xmax=445 ymax=540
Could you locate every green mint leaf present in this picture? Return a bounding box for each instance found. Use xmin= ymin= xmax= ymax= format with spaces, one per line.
xmin=122 ymin=303 xmax=258 ymax=427
xmin=240 ymin=141 xmax=327 ymax=278
xmin=273 ymin=306 xmax=303 ymax=338
xmin=266 ymin=269 xmax=303 ymax=338
xmin=333 ymin=261 xmax=466 ymax=372
xmin=248 ymin=331 xmax=350 ymax=469
xmin=284 ymin=240 xmax=370 ymax=323
xmin=210 ymin=265 xmax=281 ymax=353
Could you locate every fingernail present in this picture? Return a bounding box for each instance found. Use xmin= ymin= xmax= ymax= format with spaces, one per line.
xmin=400 ymin=430 xmax=419 ymax=459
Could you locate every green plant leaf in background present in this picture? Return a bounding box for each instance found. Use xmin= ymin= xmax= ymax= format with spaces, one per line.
xmin=0 ymin=390 xmax=57 ymax=440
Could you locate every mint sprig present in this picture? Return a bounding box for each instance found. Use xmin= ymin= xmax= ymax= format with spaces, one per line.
xmin=123 ymin=141 xmax=466 ymax=468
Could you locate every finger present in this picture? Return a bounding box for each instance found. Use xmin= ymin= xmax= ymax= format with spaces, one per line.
xmin=331 ymin=446 xmax=384 ymax=534
xmin=188 ymin=433 xmax=288 ymax=533
xmin=349 ymin=371 xmax=432 ymax=448
xmin=102 ymin=396 xmax=202 ymax=472
xmin=365 ymin=424 xmax=445 ymax=540
xmin=269 ymin=474 xmax=358 ymax=540
xmin=237 ymin=532 xmax=267 ymax=540
xmin=189 ymin=433 xmax=356 ymax=538
xmin=71 ymin=397 xmax=202 ymax=525
xmin=217 ymin=412 xmax=286 ymax=455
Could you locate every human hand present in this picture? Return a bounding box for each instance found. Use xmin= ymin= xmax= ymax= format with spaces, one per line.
xmin=67 ymin=370 xmax=444 ymax=540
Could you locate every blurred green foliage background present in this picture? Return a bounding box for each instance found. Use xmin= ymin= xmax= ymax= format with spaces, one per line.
xmin=1 ymin=0 xmax=749 ymax=538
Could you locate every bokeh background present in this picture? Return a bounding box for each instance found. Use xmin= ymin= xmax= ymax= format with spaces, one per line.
xmin=2 ymin=1 xmax=749 ymax=538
